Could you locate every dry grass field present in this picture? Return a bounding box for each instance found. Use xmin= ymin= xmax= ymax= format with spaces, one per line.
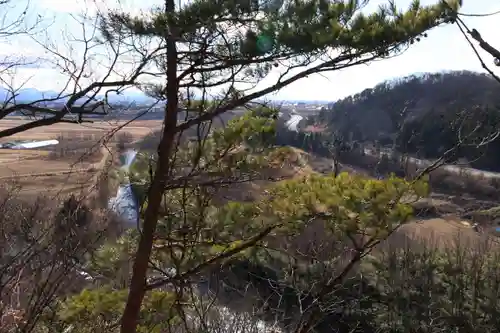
xmin=0 ymin=119 xmax=163 ymax=196
xmin=396 ymin=218 xmax=477 ymax=244
xmin=0 ymin=119 xmax=162 ymax=142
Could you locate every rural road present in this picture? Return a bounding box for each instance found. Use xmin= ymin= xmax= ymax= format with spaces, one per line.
xmin=366 ymin=148 xmax=500 ymax=180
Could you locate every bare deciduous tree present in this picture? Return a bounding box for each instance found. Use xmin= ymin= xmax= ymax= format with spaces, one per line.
xmin=0 ymin=4 xmax=162 ymax=138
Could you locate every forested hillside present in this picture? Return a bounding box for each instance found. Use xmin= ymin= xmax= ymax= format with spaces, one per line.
xmin=317 ymin=71 xmax=500 ymax=171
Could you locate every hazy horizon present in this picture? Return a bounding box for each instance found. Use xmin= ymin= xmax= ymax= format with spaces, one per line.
xmin=1 ymin=0 xmax=499 ymax=101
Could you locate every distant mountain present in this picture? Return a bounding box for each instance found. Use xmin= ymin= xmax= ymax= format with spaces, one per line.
xmin=0 ymin=87 xmax=59 ymax=102
xmin=104 ymin=91 xmax=157 ymax=104
xmin=0 ymin=87 xmax=155 ymax=105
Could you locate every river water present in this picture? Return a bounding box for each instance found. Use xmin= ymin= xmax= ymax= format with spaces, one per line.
xmin=108 ymin=149 xmax=140 ymax=228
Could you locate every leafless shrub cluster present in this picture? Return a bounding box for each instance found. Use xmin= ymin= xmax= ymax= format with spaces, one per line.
xmin=368 ymin=232 xmax=500 ymax=332
xmin=199 ymin=227 xmax=500 ymax=333
xmin=46 ymin=133 xmax=102 ymax=162
xmin=115 ymin=131 xmax=134 ymax=153
xmin=136 ymin=130 xmax=161 ymax=152
xmin=426 ymin=168 xmax=500 ymax=200
xmin=0 ymin=186 xmax=121 ymax=333
xmin=489 ymin=177 xmax=500 ymax=190
xmin=341 ymin=150 xmax=500 ymax=200
xmin=95 ymin=168 xmax=112 ymax=209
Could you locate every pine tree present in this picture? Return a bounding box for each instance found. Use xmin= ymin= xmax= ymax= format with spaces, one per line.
xmin=94 ymin=1 xmax=463 ymax=332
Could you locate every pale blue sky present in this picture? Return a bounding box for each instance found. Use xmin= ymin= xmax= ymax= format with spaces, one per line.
xmin=1 ymin=0 xmax=499 ymax=101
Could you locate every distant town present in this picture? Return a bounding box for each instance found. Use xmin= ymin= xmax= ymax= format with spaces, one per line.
xmin=6 ymin=98 xmax=330 ymax=123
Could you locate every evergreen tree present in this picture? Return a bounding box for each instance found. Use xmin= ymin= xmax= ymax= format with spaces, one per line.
xmin=94 ymin=1 xmax=463 ymax=332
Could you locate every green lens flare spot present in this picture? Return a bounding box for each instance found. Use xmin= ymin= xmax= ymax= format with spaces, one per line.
xmin=256 ymin=34 xmax=273 ymax=53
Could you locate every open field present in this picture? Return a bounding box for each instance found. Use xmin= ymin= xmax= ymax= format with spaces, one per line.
xmin=0 ymin=146 xmax=107 ymax=196
xmin=0 ymin=149 xmax=49 ymax=164
xmin=0 ymin=119 xmax=163 ymax=141
xmin=0 ymin=119 xmax=161 ymax=197
xmin=397 ymin=218 xmax=477 ymax=243
xmin=11 ymin=172 xmax=98 ymax=197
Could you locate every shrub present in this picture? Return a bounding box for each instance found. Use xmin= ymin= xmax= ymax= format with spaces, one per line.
xmin=115 ymin=131 xmax=134 ymax=152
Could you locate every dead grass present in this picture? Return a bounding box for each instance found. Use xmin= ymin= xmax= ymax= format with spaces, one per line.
xmin=398 ymin=218 xmax=475 ymax=241
xmin=0 ymin=119 xmax=162 ymax=141
xmin=0 ymin=152 xmax=111 ymax=199
xmin=0 ymin=119 xmax=160 ymax=198
xmin=0 ymin=158 xmax=85 ymax=176
xmin=0 ymin=150 xmax=50 ymax=164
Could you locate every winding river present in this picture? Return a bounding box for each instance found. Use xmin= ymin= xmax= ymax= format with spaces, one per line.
xmin=108 ymin=149 xmax=140 ymax=228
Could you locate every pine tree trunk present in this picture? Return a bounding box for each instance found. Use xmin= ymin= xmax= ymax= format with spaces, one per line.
xmin=120 ymin=0 xmax=178 ymax=331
